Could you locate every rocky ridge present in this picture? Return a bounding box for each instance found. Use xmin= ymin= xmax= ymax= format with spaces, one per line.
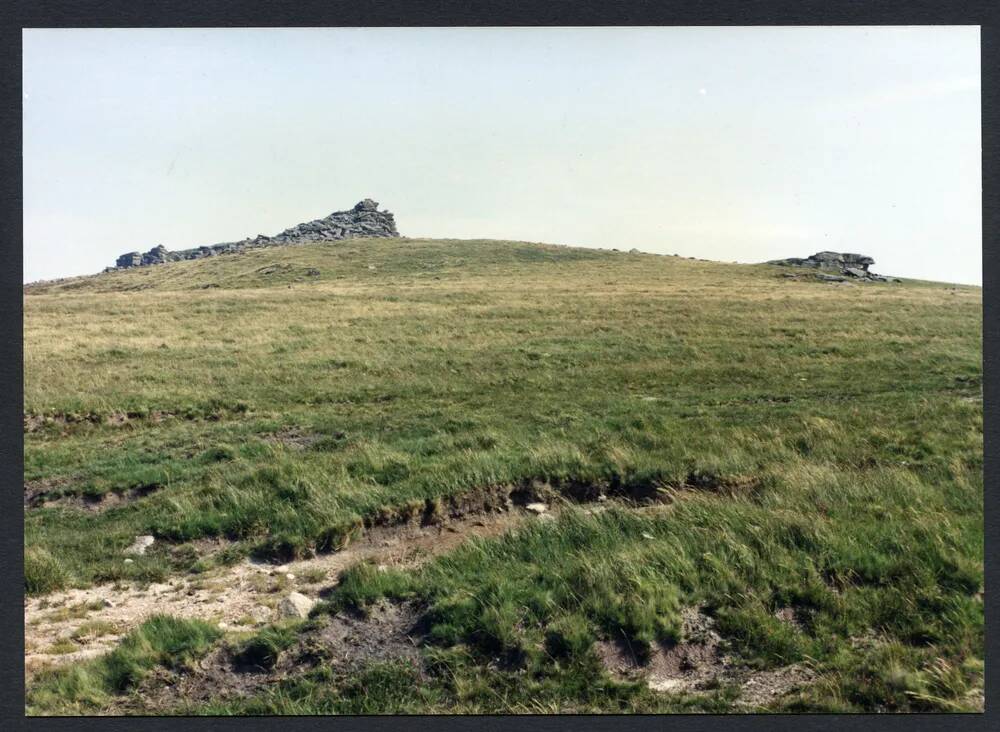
xmin=767 ymin=251 xmax=899 ymax=283
xmin=110 ymin=199 xmax=399 ymax=271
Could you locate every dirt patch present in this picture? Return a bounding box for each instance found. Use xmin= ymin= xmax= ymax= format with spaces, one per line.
xmin=24 ymin=408 xmax=246 ymax=434
xmin=24 ymin=477 xmax=77 ymax=508
xmin=23 ymin=413 xmax=47 ymax=433
xmin=680 ymin=472 xmax=762 ymax=498
xmin=261 ymin=428 xmax=326 ymax=450
xmin=24 ymin=507 xmax=527 ymax=681
xmin=596 ymin=606 xmax=814 ymax=707
xmin=736 ymin=664 xmax=816 ymax=709
xmin=124 ymin=600 xmax=424 ymax=713
xmin=24 ymin=481 xmax=162 ymax=512
xmin=309 ymin=601 xmax=423 ymax=670
xmin=596 ymin=607 xmax=728 ymax=695
xmin=773 ymin=606 xmax=809 ymax=632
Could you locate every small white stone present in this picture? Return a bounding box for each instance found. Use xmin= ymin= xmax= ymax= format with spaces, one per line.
xmin=123 ymin=558 xmax=134 ymax=564
xmin=525 ymin=503 xmax=548 ymax=515
xmin=124 ymin=535 xmax=155 ymax=556
xmin=641 ymin=532 xmax=654 ymax=540
xmin=286 ymin=573 xmax=296 ymax=581
xmin=102 ymin=598 xmax=115 ymax=608
xmin=218 ymin=622 xmax=228 ymax=630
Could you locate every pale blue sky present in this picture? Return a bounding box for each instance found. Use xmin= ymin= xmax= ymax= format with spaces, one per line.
xmin=23 ymin=27 xmax=981 ymax=284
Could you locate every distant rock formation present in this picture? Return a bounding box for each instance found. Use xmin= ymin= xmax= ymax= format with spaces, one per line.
xmin=109 ymin=199 xmax=399 ymax=271
xmin=767 ymin=251 xmax=899 ymax=283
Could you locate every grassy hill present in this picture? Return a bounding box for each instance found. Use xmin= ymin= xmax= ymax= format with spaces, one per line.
xmin=24 ymin=238 xmax=983 ymax=713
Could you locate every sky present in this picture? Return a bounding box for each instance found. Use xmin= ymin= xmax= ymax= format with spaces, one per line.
xmin=23 ymin=27 xmax=981 ymax=284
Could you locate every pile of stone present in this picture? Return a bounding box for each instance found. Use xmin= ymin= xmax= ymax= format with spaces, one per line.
xmin=766 ymin=251 xmax=899 ymax=283
xmin=110 ymin=199 xmax=399 ymax=271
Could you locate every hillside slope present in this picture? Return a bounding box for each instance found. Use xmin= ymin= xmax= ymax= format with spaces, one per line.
xmin=24 ymin=238 xmax=983 ymax=714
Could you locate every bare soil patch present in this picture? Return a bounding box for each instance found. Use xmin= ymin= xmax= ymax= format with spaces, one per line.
xmin=24 ymin=408 xmax=241 ymax=434
xmin=24 ymin=507 xmax=526 ymax=681
xmin=261 ymin=428 xmax=326 ymax=450
xmin=24 ymin=480 xmax=162 ymax=512
xmin=596 ymin=606 xmax=815 ymax=708
xmin=123 ymin=600 xmax=424 ymax=713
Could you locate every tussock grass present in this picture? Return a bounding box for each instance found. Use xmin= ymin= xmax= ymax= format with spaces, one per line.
xmin=24 ymin=238 xmax=981 ymax=713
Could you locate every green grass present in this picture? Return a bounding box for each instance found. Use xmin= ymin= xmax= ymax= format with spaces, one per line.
xmin=24 ymin=237 xmax=982 ymax=713
xmin=297 ymin=460 xmax=980 ymax=713
xmin=231 ymin=621 xmax=304 ymax=671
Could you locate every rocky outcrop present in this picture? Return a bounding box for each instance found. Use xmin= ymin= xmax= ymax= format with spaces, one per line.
xmin=767 ymin=251 xmax=899 ymax=282
xmin=109 ymin=199 xmax=399 ymax=271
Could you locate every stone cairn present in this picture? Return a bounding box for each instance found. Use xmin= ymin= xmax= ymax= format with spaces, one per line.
xmin=767 ymin=251 xmax=899 ymax=283
xmin=110 ymin=199 xmax=399 ymax=270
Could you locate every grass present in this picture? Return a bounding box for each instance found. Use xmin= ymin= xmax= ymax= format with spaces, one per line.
xmin=23 ymin=237 xmax=982 ymax=713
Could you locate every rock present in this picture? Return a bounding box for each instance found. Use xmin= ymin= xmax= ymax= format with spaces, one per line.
xmin=111 ymin=199 xmax=400 ymax=271
xmin=124 ymin=535 xmax=155 ymax=555
xmin=525 ymin=502 xmax=549 ymax=515
xmin=102 ymin=598 xmax=115 ymax=608
xmin=123 ymin=558 xmax=134 ymax=564
xmin=767 ymin=251 xmax=895 ymax=283
xmin=285 ymin=573 xmax=295 ymax=581
xmin=116 ymin=251 xmax=142 ymax=268
xmin=278 ymin=591 xmax=315 ymax=619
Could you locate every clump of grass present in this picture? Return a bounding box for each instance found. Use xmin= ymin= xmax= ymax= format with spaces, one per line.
xmin=40 ymin=599 xmax=105 ymax=623
xmin=45 ymin=638 xmax=80 ymax=656
xmin=231 ymin=622 xmax=301 ymax=670
xmin=326 ymin=562 xmax=416 ymax=614
xmin=295 ymin=567 xmax=328 ymax=584
xmin=71 ymin=620 xmax=120 ymax=641
xmin=25 ymin=547 xmax=69 ymax=594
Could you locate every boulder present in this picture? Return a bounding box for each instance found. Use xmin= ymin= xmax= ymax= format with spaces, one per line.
xmin=111 ymin=199 xmax=400 ymax=270
xmin=116 ymin=252 xmax=142 ymax=268
xmin=767 ymin=251 xmax=894 ymax=283
xmin=278 ymin=591 xmax=316 ymax=619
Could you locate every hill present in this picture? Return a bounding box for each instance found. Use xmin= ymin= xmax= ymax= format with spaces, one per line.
xmin=24 ymin=238 xmax=983 ymax=714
